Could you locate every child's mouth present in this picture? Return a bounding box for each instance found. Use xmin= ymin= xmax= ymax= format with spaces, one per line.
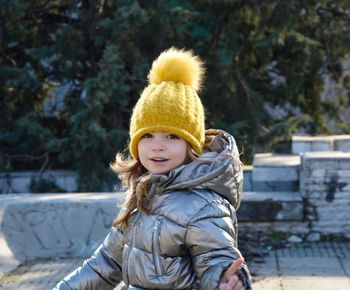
xmin=150 ymin=157 xmax=169 ymax=162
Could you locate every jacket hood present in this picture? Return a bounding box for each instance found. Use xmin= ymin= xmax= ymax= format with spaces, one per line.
xmin=149 ymin=129 xmax=243 ymax=209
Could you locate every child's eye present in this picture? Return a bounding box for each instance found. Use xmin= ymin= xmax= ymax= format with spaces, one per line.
xmin=142 ymin=133 xmax=152 ymax=138
xmin=167 ymin=134 xmax=180 ymax=139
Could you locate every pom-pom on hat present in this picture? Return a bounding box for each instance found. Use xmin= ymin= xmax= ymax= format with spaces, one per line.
xmin=129 ymin=47 xmax=206 ymax=160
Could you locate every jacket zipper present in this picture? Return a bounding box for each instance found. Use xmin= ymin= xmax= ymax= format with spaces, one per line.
xmin=127 ymin=212 xmax=141 ymax=285
xmin=152 ymin=218 xmax=164 ymax=276
xmin=132 ymin=212 xmax=141 ymax=247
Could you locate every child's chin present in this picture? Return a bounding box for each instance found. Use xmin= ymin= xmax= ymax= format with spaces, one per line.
xmin=148 ymin=166 xmax=172 ymax=175
xmin=151 ymin=170 xmax=169 ymax=175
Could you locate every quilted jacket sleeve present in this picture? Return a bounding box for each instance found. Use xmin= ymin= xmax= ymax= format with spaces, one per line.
xmin=53 ymin=227 xmax=124 ymax=290
xmin=185 ymin=202 xmax=252 ymax=290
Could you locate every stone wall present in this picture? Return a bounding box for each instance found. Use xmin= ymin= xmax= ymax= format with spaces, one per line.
xmin=292 ymin=135 xmax=350 ymax=154
xmin=301 ymin=151 xmax=350 ymax=238
xmin=0 ymin=171 xmax=78 ymax=193
xmin=0 ymin=193 xmax=124 ymax=276
xmin=2 ymin=140 xmax=350 ymax=275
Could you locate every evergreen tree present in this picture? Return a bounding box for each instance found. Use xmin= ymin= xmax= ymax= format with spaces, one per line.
xmin=1 ymin=0 xmax=349 ymax=191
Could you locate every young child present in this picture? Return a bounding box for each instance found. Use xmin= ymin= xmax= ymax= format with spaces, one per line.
xmin=54 ymin=48 xmax=252 ymax=290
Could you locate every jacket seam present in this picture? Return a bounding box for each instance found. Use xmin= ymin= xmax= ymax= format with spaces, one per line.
xmin=86 ymin=260 xmax=116 ymax=286
xmin=100 ymin=246 xmax=123 ymax=272
xmin=154 ymin=189 xmax=227 ymax=225
xmin=190 ymin=246 xmax=233 ymax=259
xmin=184 ymin=201 xmax=225 ymax=242
xmin=188 ymin=201 xmax=228 ymax=224
xmin=124 ymin=241 xmax=187 ymax=258
xmin=189 ymin=188 xmax=224 ymax=205
xmin=149 ymin=213 xmax=187 ymax=229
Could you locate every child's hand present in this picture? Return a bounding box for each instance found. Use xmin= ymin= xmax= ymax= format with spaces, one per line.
xmin=219 ymin=257 xmax=245 ymax=290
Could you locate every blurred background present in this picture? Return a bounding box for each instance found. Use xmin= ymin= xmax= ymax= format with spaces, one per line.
xmin=1 ymin=0 xmax=350 ymax=192
xmin=1 ymin=3 xmax=350 ymax=288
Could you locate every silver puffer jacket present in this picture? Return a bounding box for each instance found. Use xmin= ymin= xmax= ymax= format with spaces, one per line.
xmin=54 ymin=129 xmax=252 ymax=290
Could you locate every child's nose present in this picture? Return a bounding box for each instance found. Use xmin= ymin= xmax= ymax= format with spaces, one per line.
xmin=152 ymin=139 xmax=165 ymax=151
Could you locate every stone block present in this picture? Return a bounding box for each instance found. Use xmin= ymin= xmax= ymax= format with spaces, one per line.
xmin=305 ymin=191 xmax=350 ymax=201
xmin=253 ymin=167 xmax=299 ymax=182
xmin=0 ymin=171 xmax=78 ymax=193
xmin=308 ymin=197 xmax=350 ymax=206
xmin=55 ymin=174 xmax=78 ymax=192
xmin=333 ymin=135 xmax=350 ymax=152
xmin=0 ymin=212 xmax=20 ymax=278
xmin=307 ymin=168 xmax=350 ymax=180
xmin=300 ymin=150 xmax=350 ymax=236
xmin=310 ymin=222 xmax=350 ymax=236
xmin=311 ymin=141 xmax=334 ymax=151
xmin=239 ymin=221 xmax=309 ymax=235
xmin=253 ymin=153 xmax=301 ymax=167
xmin=252 ymin=153 xmax=300 ymax=182
xmin=316 ymin=205 xmax=350 ymax=222
xmin=302 ymin=151 xmax=350 ymax=161
xmin=292 ymin=135 xmax=334 ymax=154
xmin=301 ymin=152 xmax=350 ymax=198
xmin=238 ymin=191 xmax=303 ymax=221
xmin=304 ymin=183 xmax=350 ymax=193
xmin=0 ymin=193 xmax=124 ymax=263
xmin=253 ymin=181 xmax=299 ymax=192
xmin=243 ymin=166 xmax=252 ymax=192
xmin=292 ymin=141 xmax=311 ymax=155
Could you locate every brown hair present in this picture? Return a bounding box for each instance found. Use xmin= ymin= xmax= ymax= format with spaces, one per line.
xmin=111 ymin=145 xmax=198 ymax=228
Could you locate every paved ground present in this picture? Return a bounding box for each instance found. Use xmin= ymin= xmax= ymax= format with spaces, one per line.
xmin=0 ymin=242 xmax=349 ymax=290
xmin=250 ymin=241 xmax=350 ymax=290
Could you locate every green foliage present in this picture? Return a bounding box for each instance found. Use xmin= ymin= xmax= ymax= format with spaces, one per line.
xmin=1 ymin=0 xmax=350 ymax=191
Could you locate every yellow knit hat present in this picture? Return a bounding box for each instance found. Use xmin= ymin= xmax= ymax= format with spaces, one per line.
xmin=129 ymin=47 xmax=206 ymax=160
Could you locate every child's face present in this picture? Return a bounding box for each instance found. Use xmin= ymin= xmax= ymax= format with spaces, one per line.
xmin=137 ymin=131 xmax=188 ymax=174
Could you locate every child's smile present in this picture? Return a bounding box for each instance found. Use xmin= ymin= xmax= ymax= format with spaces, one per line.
xmin=137 ymin=131 xmax=188 ymax=174
xmin=150 ymin=157 xmax=169 ymax=162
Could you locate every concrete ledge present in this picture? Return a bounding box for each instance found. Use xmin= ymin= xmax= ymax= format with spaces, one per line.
xmin=292 ymin=135 xmax=350 ymax=154
xmin=0 ymin=192 xmax=124 ymax=277
xmin=302 ymin=151 xmax=350 ymax=160
xmin=252 ymin=181 xmax=299 ymax=192
xmin=252 ymin=153 xmax=300 ymax=182
xmin=243 ymin=166 xmax=252 ymax=191
xmin=292 ymin=136 xmax=333 ymax=154
xmin=0 ymin=190 xmax=304 ymax=277
xmin=0 ymin=210 xmax=20 ymax=279
xmin=0 ymin=170 xmax=78 ymax=193
xmin=334 ymin=135 xmax=350 ymax=151
xmin=240 ymin=221 xmax=308 ymax=235
xmin=238 ymin=191 xmax=304 ymax=222
xmin=253 ymin=153 xmax=301 ymax=167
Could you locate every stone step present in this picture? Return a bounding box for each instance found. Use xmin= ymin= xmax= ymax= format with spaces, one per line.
xmin=243 ymin=166 xmax=253 ymax=191
xmin=238 ymin=191 xmax=304 ymax=222
xmin=251 ymin=153 xmax=301 ymax=192
xmin=292 ymin=135 xmax=350 ymax=154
